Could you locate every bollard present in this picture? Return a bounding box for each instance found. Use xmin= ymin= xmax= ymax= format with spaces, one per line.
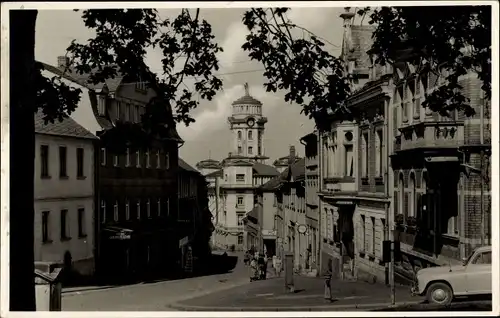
xmin=284 ymin=252 xmax=294 ymax=293
xmin=35 ymin=267 xmax=62 ymax=311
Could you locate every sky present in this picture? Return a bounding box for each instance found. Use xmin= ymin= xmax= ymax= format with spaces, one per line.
xmin=35 ymin=6 xmax=347 ymax=167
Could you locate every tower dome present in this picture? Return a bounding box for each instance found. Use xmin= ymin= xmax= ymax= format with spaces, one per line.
xmin=231 ymin=83 xmax=262 ymax=116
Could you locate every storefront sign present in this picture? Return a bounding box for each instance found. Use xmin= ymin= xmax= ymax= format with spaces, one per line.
xmin=109 ymin=232 xmax=131 ymax=240
xmin=335 ymin=200 xmax=354 ymax=206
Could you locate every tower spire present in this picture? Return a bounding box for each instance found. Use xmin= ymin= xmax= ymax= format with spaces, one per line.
xmin=244 ymin=83 xmax=250 ymax=96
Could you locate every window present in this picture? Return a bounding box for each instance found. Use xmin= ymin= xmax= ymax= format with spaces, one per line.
xmin=97 ymin=96 xmax=106 ymax=115
xmin=147 ymin=199 xmax=151 ymax=218
xmin=248 ymin=147 xmax=253 ymax=155
xmin=76 ymin=148 xmax=84 ymax=178
xmin=58 ymin=146 xmax=67 ymax=177
xmin=344 ymin=145 xmax=354 ymax=177
xmin=237 ymin=212 xmax=245 ymax=226
xmin=135 ymin=77 xmax=147 ymax=91
xmin=135 ymin=105 xmax=140 ymax=122
xmin=40 ymin=145 xmax=50 ymax=177
xmin=376 ymin=130 xmax=383 ymax=177
xmin=126 ymin=148 xmax=130 ymax=167
xmin=409 ymin=174 xmax=416 ymax=218
xmin=237 ymin=130 xmax=242 ymax=140
xmin=113 ymin=201 xmax=119 ymax=222
xmin=258 ymin=146 xmax=262 ymax=156
xmin=136 ymin=150 xmax=141 ymax=168
xmin=360 ymin=215 xmax=366 ymax=252
xmin=361 ymin=133 xmax=368 ymax=177
xmin=472 ymin=252 xmax=492 ymax=265
xmin=248 ymin=130 xmax=253 ymax=140
xmin=398 ymin=174 xmax=405 ymax=221
xmin=238 ymin=235 xmax=244 ymax=245
xmin=165 ymin=152 xmax=170 ymax=170
xmin=60 ymin=209 xmax=69 ymax=240
xmin=42 ymin=211 xmax=50 ymax=243
xmin=237 ymin=146 xmax=242 ymax=154
xmin=125 ymin=199 xmax=130 ymax=220
xmin=157 ymin=199 xmax=161 ymax=216
xmin=128 ymin=103 xmax=134 ymax=122
xmin=101 ymin=148 xmax=106 ymax=166
xmin=236 ymin=174 xmax=245 ymax=182
xmin=156 ymin=150 xmax=161 ymax=168
xmin=371 ymin=217 xmax=376 ymax=254
xmin=166 ymin=198 xmax=170 ymax=216
xmin=146 ymin=150 xmax=150 ymax=168
xmin=136 ymin=200 xmax=141 ymax=219
xmin=237 ymin=196 xmax=244 ymax=207
xmin=116 ymin=101 xmax=122 ymax=121
xmin=78 ymin=208 xmax=86 ymax=237
xmin=101 ymin=200 xmax=106 ymax=224
xmin=113 ymin=154 xmax=119 ymax=167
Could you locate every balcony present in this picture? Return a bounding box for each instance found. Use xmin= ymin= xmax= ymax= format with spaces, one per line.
xmin=397 ymin=121 xmax=464 ymax=152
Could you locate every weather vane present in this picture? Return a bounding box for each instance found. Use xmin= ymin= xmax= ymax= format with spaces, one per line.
xmin=244 ymin=83 xmax=249 ymax=96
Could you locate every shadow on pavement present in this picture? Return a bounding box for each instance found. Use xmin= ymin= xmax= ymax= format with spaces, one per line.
xmin=63 ymin=254 xmax=239 ymax=292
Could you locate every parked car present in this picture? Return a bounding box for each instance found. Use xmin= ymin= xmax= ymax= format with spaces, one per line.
xmin=411 ymin=246 xmax=492 ymax=305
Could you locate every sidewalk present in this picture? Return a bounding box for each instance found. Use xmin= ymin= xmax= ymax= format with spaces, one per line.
xmin=169 ymin=275 xmax=424 ymax=311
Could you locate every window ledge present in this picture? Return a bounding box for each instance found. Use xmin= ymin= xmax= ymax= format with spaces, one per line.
xmin=374 ymin=177 xmax=384 ymax=185
xmin=78 ymin=234 xmax=88 ymax=239
xmin=61 ymin=237 xmax=72 ymax=242
xmin=361 ymin=177 xmax=369 ymax=185
xmin=41 ymin=175 xmax=51 ymax=180
xmin=59 ymin=175 xmax=69 ymax=180
xmin=367 ymin=253 xmax=376 ymax=261
xmin=442 ymin=233 xmax=460 ymax=241
xmin=359 ymin=250 xmax=366 ymax=257
xmin=42 ymin=240 xmax=53 ymax=245
xmin=77 ymin=176 xmax=87 ymax=180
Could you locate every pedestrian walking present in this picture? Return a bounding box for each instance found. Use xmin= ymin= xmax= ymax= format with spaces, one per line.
xmin=324 ymin=259 xmax=333 ymax=301
xmin=274 ymin=255 xmax=282 ymax=277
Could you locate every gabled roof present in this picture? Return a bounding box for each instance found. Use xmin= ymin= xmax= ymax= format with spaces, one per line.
xmin=179 ymin=158 xmax=199 ymax=173
xmin=40 ymin=62 xmax=124 ymax=92
xmin=35 ymin=110 xmax=97 ymax=140
xmin=252 ymin=162 xmax=279 ymax=177
xmin=288 ymin=158 xmax=306 ymax=181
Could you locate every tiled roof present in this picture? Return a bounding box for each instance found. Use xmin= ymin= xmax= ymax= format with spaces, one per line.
xmin=273 ymin=156 xmax=302 ymax=167
xmin=35 ymin=110 xmax=97 ymax=140
xmin=40 ymin=62 xmax=124 ymax=92
xmin=259 ymin=175 xmax=284 ymax=191
xmin=252 ymin=162 xmax=279 ymax=177
xmin=231 ymin=95 xmax=262 ymax=106
xmin=179 ymin=158 xmax=199 ymax=173
xmin=290 ymin=158 xmax=306 ymax=181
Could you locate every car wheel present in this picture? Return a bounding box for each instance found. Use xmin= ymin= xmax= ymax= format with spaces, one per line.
xmin=426 ymin=282 xmax=453 ymax=305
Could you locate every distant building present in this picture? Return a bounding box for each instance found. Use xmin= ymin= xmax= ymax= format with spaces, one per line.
xmin=197 ymin=84 xmax=280 ymax=252
xmin=34 ymin=110 xmax=98 ymax=278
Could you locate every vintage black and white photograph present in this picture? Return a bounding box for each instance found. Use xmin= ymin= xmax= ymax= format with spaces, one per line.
xmin=1 ymin=1 xmax=498 ymax=315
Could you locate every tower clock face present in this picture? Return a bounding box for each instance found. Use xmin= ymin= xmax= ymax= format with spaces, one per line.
xmin=247 ymin=118 xmax=255 ymax=127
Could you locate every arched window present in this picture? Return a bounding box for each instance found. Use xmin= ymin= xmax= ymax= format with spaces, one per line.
xmin=398 ymin=173 xmax=405 ymax=221
xmin=237 ymin=130 xmax=242 ymax=140
xmin=409 ymin=173 xmax=416 ymax=218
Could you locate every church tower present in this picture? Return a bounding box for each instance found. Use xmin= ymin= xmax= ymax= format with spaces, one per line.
xmin=227 ymin=83 xmax=269 ymax=163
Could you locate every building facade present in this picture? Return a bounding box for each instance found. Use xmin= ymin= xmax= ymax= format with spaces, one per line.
xmin=300 ymin=132 xmax=320 ymax=274
xmin=315 ymin=7 xmax=492 ymax=285
xmin=34 ymin=111 xmax=97 ymax=279
xmin=198 ymin=84 xmax=280 ymax=252
xmin=43 ymin=57 xmax=183 ymax=282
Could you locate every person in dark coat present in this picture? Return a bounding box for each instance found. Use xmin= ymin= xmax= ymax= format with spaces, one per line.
xmin=324 ymin=259 xmax=333 ymax=301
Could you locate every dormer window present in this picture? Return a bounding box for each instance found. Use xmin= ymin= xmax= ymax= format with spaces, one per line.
xmin=97 ymin=95 xmax=106 ymax=116
xmin=135 ymin=77 xmax=147 ymax=91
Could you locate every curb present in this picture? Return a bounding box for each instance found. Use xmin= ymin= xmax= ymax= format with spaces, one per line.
xmin=167 ymin=300 xmax=423 ymax=312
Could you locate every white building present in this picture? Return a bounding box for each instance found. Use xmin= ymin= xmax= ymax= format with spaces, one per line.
xmin=198 ymin=84 xmax=280 ymax=251
xmin=34 ymin=110 xmax=97 ymax=277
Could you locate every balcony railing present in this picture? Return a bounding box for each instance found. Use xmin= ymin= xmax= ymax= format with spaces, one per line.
xmin=397 ymin=121 xmax=464 ymax=152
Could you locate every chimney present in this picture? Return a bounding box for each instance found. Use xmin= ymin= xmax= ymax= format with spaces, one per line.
xmin=57 ymin=56 xmax=70 ymax=69
xmin=288 ymin=146 xmax=296 ymax=165
xmin=340 ymin=7 xmax=355 ymax=28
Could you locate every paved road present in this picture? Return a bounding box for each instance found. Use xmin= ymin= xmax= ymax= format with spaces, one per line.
xmin=63 ymin=254 xmax=250 ymax=311
xmin=169 ymin=275 xmax=426 ymax=311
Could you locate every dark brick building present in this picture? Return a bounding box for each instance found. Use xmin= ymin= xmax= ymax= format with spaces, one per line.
xmin=44 ymin=57 xmax=183 ymax=282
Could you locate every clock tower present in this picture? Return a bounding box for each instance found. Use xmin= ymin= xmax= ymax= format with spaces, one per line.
xmin=227 ymin=83 xmax=268 ymax=162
